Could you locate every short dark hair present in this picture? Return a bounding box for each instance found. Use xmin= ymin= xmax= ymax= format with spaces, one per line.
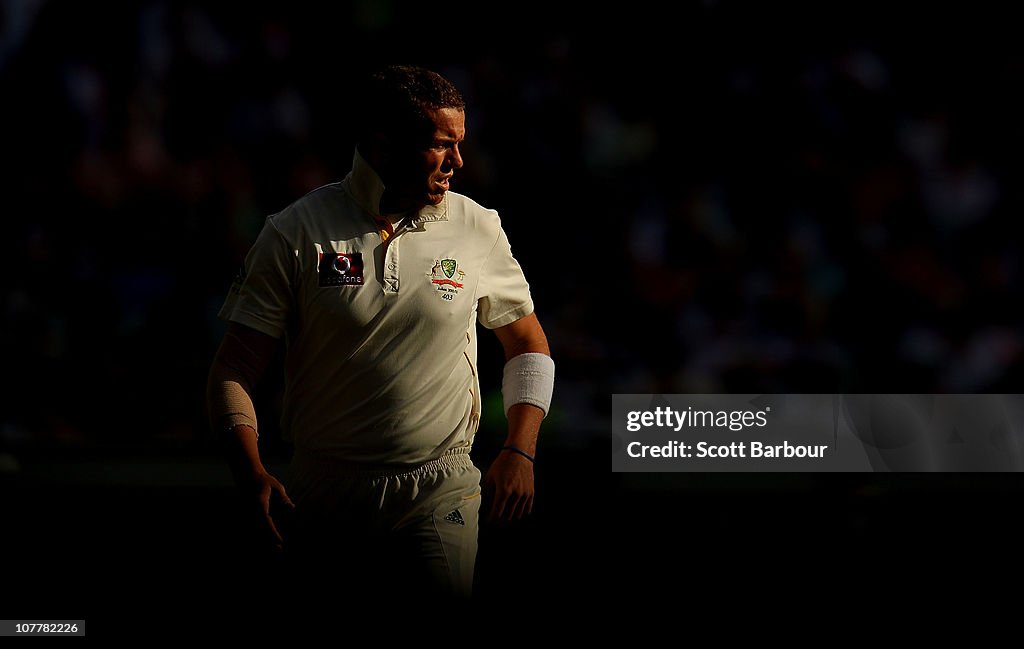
xmin=358 ymin=65 xmax=465 ymax=146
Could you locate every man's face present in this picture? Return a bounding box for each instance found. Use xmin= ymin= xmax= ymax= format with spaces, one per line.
xmin=385 ymin=107 xmax=466 ymax=209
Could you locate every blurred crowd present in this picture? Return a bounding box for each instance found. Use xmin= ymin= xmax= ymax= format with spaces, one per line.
xmin=2 ymin=1 xmax=1022 ymax=450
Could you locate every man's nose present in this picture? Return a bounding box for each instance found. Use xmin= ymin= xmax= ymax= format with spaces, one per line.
xmin=448 ymin=144 xmax=464 ymax=170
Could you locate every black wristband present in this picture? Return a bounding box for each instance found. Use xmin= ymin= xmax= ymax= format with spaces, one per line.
xmin=501 ymin=445 xmax=535 ymax=463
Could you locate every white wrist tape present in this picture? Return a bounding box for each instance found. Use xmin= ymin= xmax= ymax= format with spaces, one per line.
xmin=502 ymin=352 xmax=555 ymax=417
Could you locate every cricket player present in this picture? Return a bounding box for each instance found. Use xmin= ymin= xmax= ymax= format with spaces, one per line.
xmin=206 ymin=65 xmax=553 ymax=599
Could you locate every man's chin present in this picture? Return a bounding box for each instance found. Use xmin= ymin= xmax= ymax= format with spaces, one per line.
xmin=424 ymin=191 xmax=446 ymax=205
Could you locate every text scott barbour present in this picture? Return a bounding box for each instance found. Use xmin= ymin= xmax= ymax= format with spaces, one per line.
xmin=624 ymin=406 xmax=829 ymax=459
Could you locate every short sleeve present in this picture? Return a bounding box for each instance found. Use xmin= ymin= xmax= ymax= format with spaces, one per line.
xmin=218 ymin=218 xmax=296 ymax=339
xmin=477 ymin=224 xmax=534 ymax=329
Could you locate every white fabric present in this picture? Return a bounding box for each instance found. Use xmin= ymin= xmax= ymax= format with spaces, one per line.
xmin=502 ymin=352 xmax=555 ymax=417
xmin=218 ymin=149 xmax=535 ymax=464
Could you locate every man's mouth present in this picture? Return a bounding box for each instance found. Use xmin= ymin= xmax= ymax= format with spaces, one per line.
xmin=435 ymin=176 xmax=451 ymax=191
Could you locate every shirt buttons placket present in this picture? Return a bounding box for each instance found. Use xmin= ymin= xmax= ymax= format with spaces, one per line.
xmin=384 ymin=237 xmax=400 ymax=293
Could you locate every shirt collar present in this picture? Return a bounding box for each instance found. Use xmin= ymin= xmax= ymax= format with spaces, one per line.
xmin=343 ymin=148 xmax=448 ymax=224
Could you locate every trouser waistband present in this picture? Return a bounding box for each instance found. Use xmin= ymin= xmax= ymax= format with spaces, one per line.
xmin=291 ymin=446 xmax=473 ymax=478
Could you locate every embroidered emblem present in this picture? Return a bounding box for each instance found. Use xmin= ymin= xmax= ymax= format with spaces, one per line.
xmin=428 ymin=258 xmax=465 ymax=301
xmin=441 ymin=258 xmax=457 ymax=278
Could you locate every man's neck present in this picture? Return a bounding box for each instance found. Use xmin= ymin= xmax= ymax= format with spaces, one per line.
xmin=378 ymin=192 xmax=419 ymax=217
xmin=358 ymin=146 xmax=419 ymax=216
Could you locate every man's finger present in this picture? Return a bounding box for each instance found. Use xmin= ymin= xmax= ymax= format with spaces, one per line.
xmin=513 ymin=493 xmax=532 ymax=520
xmin=487 ymin=494 xmax=502 ymax=522
xmin=503 ymin=493 xmax=520 ymax=521
xmin=274 ymin=483 xmax=296 ymax=508
xmin=259 ymin=490 xmax=273 ymax=516
xmin=502 ymin=490 xmax=524 ymax=521
xmin=513 ymin=493 xmax=531 ymax=520
xmin=264 ymin=513 xmax=285 ymax=549
xmin=489 ymin=490 xmax=510 ymax=523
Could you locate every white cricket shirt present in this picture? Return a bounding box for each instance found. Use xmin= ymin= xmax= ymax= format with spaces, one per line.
xmin=219 ymin=150 xmax=534 ymax=464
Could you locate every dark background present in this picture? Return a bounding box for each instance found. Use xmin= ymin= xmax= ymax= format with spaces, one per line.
xmin=2 ymin=1 xmax=1023 ymax=626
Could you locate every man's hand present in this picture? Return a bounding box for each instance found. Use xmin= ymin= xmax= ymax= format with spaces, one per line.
xmin=236 ymin=468 xmax=295 ymax=551
xmin=489 ymin=315 xmax=548 ymax=523
xmin=483 ymin=450 xmax=535 ymax=523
